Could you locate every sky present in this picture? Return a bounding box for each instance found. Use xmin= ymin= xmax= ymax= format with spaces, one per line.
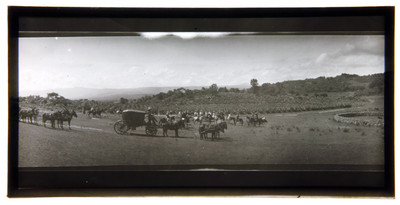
xmin=19 ymin=33 xmax=384 ymax=93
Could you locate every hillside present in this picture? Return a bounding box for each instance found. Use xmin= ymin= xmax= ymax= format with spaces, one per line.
xmin=19 ymin=73 xmax=384 ymax=114
xmin=122 ymin=73 xmax=383 ymax=113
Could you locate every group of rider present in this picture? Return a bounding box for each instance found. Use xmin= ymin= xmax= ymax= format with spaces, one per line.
xmin=146 ymin=108 xmax=192 ymax=125
xmin=146 ymin=107 xmax=261 ymax=126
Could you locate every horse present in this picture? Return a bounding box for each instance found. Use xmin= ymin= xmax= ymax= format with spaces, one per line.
xmin=27 ymin=108 xmax=39 ymax=124
xmin=203 ymin=115 xmax=214 ymax=124
xmin=193 ymin=116 xmax=203 ymax=125
xmin=19 ymin=110 xmax=29 ymax=123
xmin=247 ymin=116 xmax=267 ymax=126
xmin=246 ymin=116 xmax=257 ymax=126
xmin=19 ymin=108 xmax=39 ymax=124
xmin=199 ymin=121 xmax=228 ymax=140
xmin=42 ymin=111 xmax=62 ymax=128
xmin=256 ymin=117 xmax=268 ymax=126
xmin=88 ymin=107 xmax=103 ymax=118
xmin=59 ymin=110 xmax=78 ymax=129
xmin=181 ymin=115 xmax=191 ymax=128
xmin=226 ymin=116 xmax=237 ymax=125
xmin=159 ymin=118 xmax=185 ymax=137
xmin=236 ymin=118 xmax=244 ymax=126
xmin=214 ymin=121 xmax=228 ymax=138
xmin=82 ymin=101 xmax=92 ymax=114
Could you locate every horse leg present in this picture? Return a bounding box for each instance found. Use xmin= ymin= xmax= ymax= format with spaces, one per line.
xmin=163 ymin=128 xmax=167 ymax=137
xmin=57 ymin=120 xmax=63 ymax=129
xmin=68 ymin=120 xmax=71 ymax=129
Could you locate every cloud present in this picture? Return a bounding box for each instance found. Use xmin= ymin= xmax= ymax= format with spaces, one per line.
xmin=313 ymin=38 xmax=384 ymax=68
xmin=315 ymin=53 xmax=327 ymax=64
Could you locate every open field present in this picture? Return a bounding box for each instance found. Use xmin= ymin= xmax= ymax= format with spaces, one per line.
xmin=18 ymin=96 xmax=384 ymax=168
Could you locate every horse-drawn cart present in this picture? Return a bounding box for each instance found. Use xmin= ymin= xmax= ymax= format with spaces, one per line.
xmin=114 ymin=109 xmax=158 ymax=136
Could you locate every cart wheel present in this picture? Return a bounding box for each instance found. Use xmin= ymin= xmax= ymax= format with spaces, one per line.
xmin=146 ymin=125 xmax=158 ymax=136
xmin=150 ymin=127 xmax=158 ymax=136
xmin=114 ymin=120 xmax=128 ymax=135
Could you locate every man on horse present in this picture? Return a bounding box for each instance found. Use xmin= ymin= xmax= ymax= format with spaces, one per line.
xmin=147 ymin=107 xmax=157 ymax=126
xmin=235 ymin=113 xmax=241 ymax=126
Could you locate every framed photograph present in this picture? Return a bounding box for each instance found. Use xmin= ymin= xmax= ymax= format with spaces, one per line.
xmin=8 ymin=6 xmax=394 ymax=197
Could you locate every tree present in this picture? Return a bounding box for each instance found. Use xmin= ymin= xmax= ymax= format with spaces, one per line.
xmin=46 ymin=92 xmax=69 ymax=106
xmin=209 ymin=83 xmax=218 ymax=96
xmin=120 ymin=97 xmax=128 ymax=104
xmin=47 ymin=92 xmax=59 ymax=100
xmin=229 ymin=88 xmax=240 ymax=93
xmin=250 ymin=79 xmax=260 ymax=95
xmin=218 ymin=87 xmax=228 ymax=92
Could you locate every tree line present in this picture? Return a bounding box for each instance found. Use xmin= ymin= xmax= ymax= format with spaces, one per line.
xmin=19 ymin=73 xmax=384 ymax=114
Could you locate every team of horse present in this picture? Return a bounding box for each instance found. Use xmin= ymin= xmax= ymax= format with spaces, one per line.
xmin=19 ymin=107 xmax=78 ymax=130
xmin=42 ymin=109 xmax=78 ymax=129
xmin=19 ymin=108 xmax=39 ymax=124
xmin=159 ymin=118 xmax=186 ymax=137
xmin=198 ymin=121 xmax=228 ymax=140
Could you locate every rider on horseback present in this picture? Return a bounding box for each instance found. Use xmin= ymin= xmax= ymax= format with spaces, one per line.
xmin=147 ymin=107 xmax=158 ymax=126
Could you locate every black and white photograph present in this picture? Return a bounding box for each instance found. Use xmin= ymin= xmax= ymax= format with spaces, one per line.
xmin=18 ymin=34 xmax=385 ymax=168
xmin=6 ymin=5 xmax=395 ymax=198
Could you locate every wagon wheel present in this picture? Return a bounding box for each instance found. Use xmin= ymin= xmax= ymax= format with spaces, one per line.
xmin=114 ymin=120 xmax=129 ymax=135
xmin=145 ymin=125 xmax=158 ymax=136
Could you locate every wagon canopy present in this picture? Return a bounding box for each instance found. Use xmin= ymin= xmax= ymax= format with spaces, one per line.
xmin=122 ymin=109 xmax=146 ymax=127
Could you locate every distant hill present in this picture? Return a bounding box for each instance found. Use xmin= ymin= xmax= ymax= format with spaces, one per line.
xmin=19 ymin=84 xmax=250 ymax=100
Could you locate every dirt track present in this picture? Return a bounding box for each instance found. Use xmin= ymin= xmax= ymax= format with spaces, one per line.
xmin=18 ymin=97 xmax=384 ymax=168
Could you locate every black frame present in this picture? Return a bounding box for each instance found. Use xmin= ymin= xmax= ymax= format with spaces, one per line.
xmin=8 ymin=6 xmax=394 ymax=197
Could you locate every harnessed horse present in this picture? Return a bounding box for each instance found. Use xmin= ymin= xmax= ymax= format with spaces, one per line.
xmin=159 ymin=118 xmax=185 ymax=137
xmin=43 ymin=111 xmax=62 ymax=128
xmin=59 ymin=110 xmax=78 ymax=129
